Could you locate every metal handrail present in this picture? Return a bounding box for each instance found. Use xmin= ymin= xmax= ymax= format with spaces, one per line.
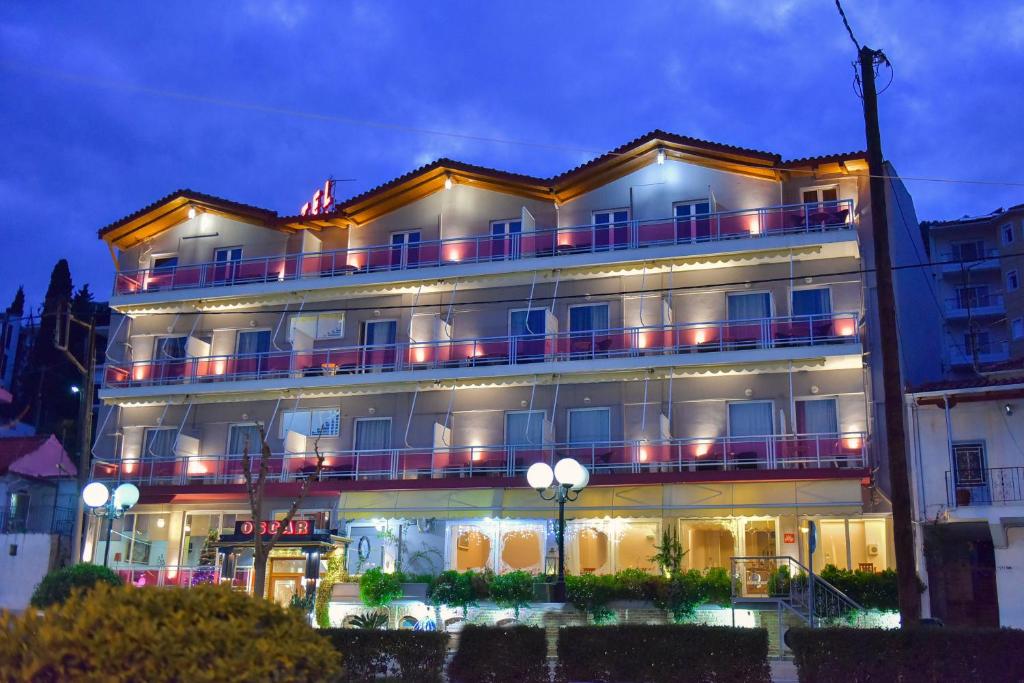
xmin=104 ymin=312 xmax=860 ymax=388
xmin=113 ymin=200 xmax=855 ymax=295
xmin=90 ymin=432 xmax=868 ymax=486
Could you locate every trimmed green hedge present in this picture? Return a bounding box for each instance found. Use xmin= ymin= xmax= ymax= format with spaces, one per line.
xmin=818 ymin=565 xmax=899 ymax=611
xmin=30 ymin=563 xmax=123 ymax=608
xmin=448 ymin=625 xmax=548 ymax=683
xmin=321 ymin=629 xmax=448 ymax=683
xmin=557 ymin=625 xmax=771 ymax=683
xmin=789 ymin=627 xmax=1024 ymax=683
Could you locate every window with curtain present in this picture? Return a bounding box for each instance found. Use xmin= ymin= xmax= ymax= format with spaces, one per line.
xmin=510 ymin=309 xmax=545 ymax=336
xmin=227 ymin=424 xmax=262 ymax=455
xmin=568 ymin=408 xmax=611 ymax=444
xmin=728 ymin=402 xmax=774 ymax=436
xmin=236 ymin=330 xmax=271 ymax=355
xmin=154 ymin=337 xmax=187 ymax=360
xmin=796 ymin=398 xmax=838 ymax=434
xmin=505 ymin=411 xmax=544 ymax=446
xmin=792 ymin=289 xmax=832 ymax=317
xmin=363 ymin=320 xmax=397 ymax=346
xmin=289 ymin=312 xmax=345 ymax=341
xmin=569 ymin=304 xmax=610 ymax=332
xmin=354 ymin=418 xmax=391 ymax=451
xmin=143 ymin=428 xmax=176 ymax=458
xmin=280 ymin=409 xmax=341 ymax=438
xmin=727 ymin=292 xmax=771 ymax=320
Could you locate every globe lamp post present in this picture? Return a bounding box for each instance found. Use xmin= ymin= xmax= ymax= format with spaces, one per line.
xmin=83 ymin=482 xmax=140 ymax=567
xmin=527 ymin=458 xmax=589 ymax=602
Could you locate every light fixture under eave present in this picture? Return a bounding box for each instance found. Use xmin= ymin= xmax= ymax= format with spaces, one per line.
xmin=188 ymin=206 xmax=197 ymax=220
xmin=444 ymin=176 xmax=453 ymax=190
xmin=656 ymin=148 xmax=666 ymax=165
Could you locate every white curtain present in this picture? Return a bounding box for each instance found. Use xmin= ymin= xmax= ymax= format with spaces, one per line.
xmin=727 ymin=293 xmax=771 ymax=320
xmin=355 ymin=418 xmax=391 ymax=451
xmin=728 ymin=402 xmax=774 ymax=436
xmin=228 ymin=424 xmax=262 ymax=455
xmin=236 ymin=330 xmax=270 ymax=355
xmin=144 ymin=428 xmax=176 ymax=457
xmin=569 ymin=409 xmax=611 ymax=444
xmin=570 ymin=304 xmax=610 ymax=333
xmin=792 ymin=289 xmax=832 ymax=317
xmin=798 ymin=399 xmax=838 ymax=434
xmin=506 ymin=411 xmax=544 ymax=446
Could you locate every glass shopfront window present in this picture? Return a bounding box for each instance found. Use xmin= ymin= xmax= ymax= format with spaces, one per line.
xmin=679 ymin=518 xmax=778 ymax=571
xmin=448 ymin=520 xmax=546 ymax=573
xmin=566 ymin=519 xmax=659 ymax=574
xmin=181 ymin=512 xmax=241 ymax=568
xmin=801 ymin=517 xmax=891 ymax=573
xmin=95 ymin=513 xmax=172 ymax=568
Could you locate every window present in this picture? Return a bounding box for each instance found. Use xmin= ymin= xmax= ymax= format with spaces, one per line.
xmin=6 ymin=493 xmax=29 ymax=533
xmin=509 ymin=309 xmax=545 ymax=337
xmin=280 ymin=408 xmax=341 ymax=438
xmin=795 ymin=398 xmax=839 ymax=435
xmin=952 ymin=442 xmax=987 ymax=487
xmin=390 ymin=231 xmax=421 ymax=269
xmin=951 ymin=240 xmax=985 ymax=261
xmin=569 ymin=303 xmax=610 ymax=333
xmin=1008 ymin=270 xmax=1020 ymax=291
xmin=236 ymin=330 xmax=271 ymax=356
xmin=965 ymin=331 xmax=992 ymax=355
xmin=728 ymin=401 xmax=774 ymax=436
xmin=592 ymin=209 xmax=630 ymax=250
xmin=1013 ymin=318 xmax=1024 ymax=340
xmin=955 ymin=285 xmax=991 ymax=309
xmin=143 ymin=427 xmax=176 ymax=458
xmin=674 ymin=200 xmax=712 ymax=241
xmin=362 ymin=320 xmax=397 ymax=347
xmin=214 ymin=247 xmax=243 ymax=264
xmin=1003 ymin=224 xmax=1015 ymax=245
xmin=151 ymin=255 xmax=178 ymax=272
xmin=801 ymin=187 xmax=839 ymax=205
xmin=727 ymin=292 xmax=771 ymax=320
xmin=791 ymin=288 xmax=832 ymax=317
xmin=505 ymin=411 xmax=544 ymax=446
xmin=153 ymin=336 xmax=188 ymax=360
xmin=490 ymin=220 xmax=523 ymax=260
xmin=354 ymin=417 xmax=392 ymax=452
xmin=289 ymin=312 xmax=345 ymax=341
xmin=227 ymin=424 xmax=262 ymax=455
xmin=568 ymin=407 xmax=611 ymax=444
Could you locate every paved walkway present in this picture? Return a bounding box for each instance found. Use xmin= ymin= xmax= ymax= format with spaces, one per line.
xmin=770 ymin=659 xmax=798 ymax=683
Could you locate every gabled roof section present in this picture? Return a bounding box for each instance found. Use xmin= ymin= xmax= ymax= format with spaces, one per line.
xmin=0 ymin=434 xmax=77 ymax=478
xmin=99 ymin=190 xmax=282 ymax=250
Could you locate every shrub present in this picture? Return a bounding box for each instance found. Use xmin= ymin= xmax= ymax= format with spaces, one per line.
xmin=348 ymin=611 xmax=388 ymax=629
xmin=566 ymin=573 xmax=618 ymax=623
xmin=702 ymin=567 xmax=732 ymax=606
xmin=29 ymin=563 xmax=123 ymax=609
xmin=652 ymin=570 xmax=707 ymax=623
xmin=428 ymin=570 xmax=477 ymax=617
xmin=613 ymin=568 xmax=658 ymax=601
xmin=489 ymin=570 xmax=533 ymax=620
xmin=557 ymin=625 xmax=770 ymax=683
xmin=818 ymin=565 xmax=899 ymax=611
xmin=448 ymin=625 xmax=548 ymax=683
xmin=322 ymin=628 xmax=448 ymax=683
xmin=359 ymin=568 xmax=403 ymax=609
xmin=788 ymin=627 xmax=1024 ymax=683
xmin=0 ymin=583 xmax=338 ymax=682
xmin=316 ymin=551 xmax=346 ymax=628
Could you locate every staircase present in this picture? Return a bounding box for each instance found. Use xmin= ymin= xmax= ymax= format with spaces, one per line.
xmin=729 ymin=555 xmax=866 ymax=628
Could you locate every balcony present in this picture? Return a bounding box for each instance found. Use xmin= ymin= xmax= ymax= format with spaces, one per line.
xmin=103 ymin=313 xmax=860 ymax=392
xmin=946 ymin=467 xmax=1024 ymax=507
xmin=944 ymin=293 xmax=1005 ymax=319
xmin=939 ymin=248 xmax=1000 ymax=276
xmin=111 ymin=201 xmax=854 ymax=297
xmin=946 ymin=341 xmax=1009 ymax=367
xmin=90 ymin=432 xmax=868 ymax=487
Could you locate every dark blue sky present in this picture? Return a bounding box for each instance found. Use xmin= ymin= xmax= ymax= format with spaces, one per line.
xmin=2 ymin=1 xmax=1022 ymax=308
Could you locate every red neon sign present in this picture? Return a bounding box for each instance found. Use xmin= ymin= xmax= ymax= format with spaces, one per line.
xmin=236 ymin=519 xmax=312 ymax=537
xmin=300 ymin=179 xmax=334 ymax=217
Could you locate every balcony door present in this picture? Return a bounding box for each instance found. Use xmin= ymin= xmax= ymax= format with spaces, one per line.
xmin=153 ymin=336 xmax=189 ymax=381
xmin=227 ymin=424 xmax=262 ymax=456
xmin=491 ymin=220 xmax=522 ymax=260
xmin=509 ymin=309 xmax=546 ymax=363
xmin=568 ymin=407 xmax=612 ymax=469
xmin=955 ymin=285 xmax=991 ymax=309
xmin=592 ymin=209 xmax=629 ymax=251
xmin=952 ymin=442 xmax=990 ymax=505
xmin=506 ymin=410 xmax=545 ymax=473
xmin=212 ymin=247 xmax=244 ymax=283
xmin=390 ymin=230 xmax=421 ymax=270
xmin=362 ymin=320 xmax=397 ymax=369
xmin=795 ymin=398 xmax=838 ymax=435
xmin=727 ymin=292 xmax=771 ymax=348
xmin=236 ymin=330 xmax=271 ymax=376
xmin=143 ymin=427 xmax=176 ymax=463
xmin=674 ymin=199 xmax=712 ymax=242
xmin=569 ymin=303 xmax=610 ymax=357
xmin=728 ymin=401 xmax=774 ymax=468
xmin=791 ymin=288 xmax=831 ymax=317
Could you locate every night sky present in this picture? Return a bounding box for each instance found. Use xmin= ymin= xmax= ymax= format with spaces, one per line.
xmin=2 ymin=1 xmax=1022 ymax=307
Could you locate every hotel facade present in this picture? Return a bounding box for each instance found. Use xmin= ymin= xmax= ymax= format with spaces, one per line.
xmin=84 ymin=131 xmax=936 ymax=609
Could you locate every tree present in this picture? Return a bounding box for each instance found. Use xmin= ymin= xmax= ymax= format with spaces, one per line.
xmin=242 ymin=424 xmax=324 ymax=599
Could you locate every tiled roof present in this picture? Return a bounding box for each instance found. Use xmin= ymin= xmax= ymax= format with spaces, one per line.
xmin=0 ymin=436 xmax=52 ymax=474
xmin=778 ymin=150 xmax=867 ymax=167
xmin=921 ymin=204 xmax=1024 ymax=228
xmin=910 ymin=375 xmax=1024 ymax=394
xmin=98 ymin=189 xmax=279 ymax=237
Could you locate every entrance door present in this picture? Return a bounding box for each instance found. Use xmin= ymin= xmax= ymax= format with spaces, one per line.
xmin=268 ymin=557 xmax=306 ymax=607
xmin=390 ymin=231 xmax=421 ymax=270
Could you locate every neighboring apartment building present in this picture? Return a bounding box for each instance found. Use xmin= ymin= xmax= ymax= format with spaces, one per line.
xmin=83 ymin=131 xmax=937 ymax=609
xmin=907 ymin=376 xmax=1024 ymax=628
xmin=922 ymin=204 xmax=1024 ymax=374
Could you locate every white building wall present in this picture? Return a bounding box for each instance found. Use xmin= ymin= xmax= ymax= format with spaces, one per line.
xmin=0 ymin=533 xmax=58 ymax=610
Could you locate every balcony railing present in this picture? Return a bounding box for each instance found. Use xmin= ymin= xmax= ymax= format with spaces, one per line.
xmin=944 ymin=293 xmax=1004 ymax=316
xmin=91 ymin=432 xmax=868 ymax=486
xmin=104 ymin=313 xmax=859 ymax=389
xmin=946 ymin=341 xmax=1009 ymax=367
xmin=946 ymin=467 xmax=1024 ymax=507
xmin=113 ymin=200 xmax=854 ymax=295
xmin=112 ymin=565 xmax=253 ymax=589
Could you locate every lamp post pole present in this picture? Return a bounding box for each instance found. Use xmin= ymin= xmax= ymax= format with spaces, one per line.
xmin=527 ymin=458 xmax=589 ymax=603
xmin=82 ymin=482 xmax=139 ymax=568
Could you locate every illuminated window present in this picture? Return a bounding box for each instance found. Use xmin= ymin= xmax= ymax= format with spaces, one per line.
xmin=289 ymin=312 xmax=345 ymax=341
xmin=280 ymin=409 xmax=341 ymax=438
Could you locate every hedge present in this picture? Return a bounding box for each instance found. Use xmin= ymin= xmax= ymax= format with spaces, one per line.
xmin=30 ymin=563 xmax=123 ymax=608
xmin=322 ymin=629 xmax=448 ymax=683
xmin=818 ymin=565 xmax=900 ymax=611
xmin=788 ymin=627 xmax=1024 ymax=683
xmin=557 ymin=625 xmax=771 ymax=683
xmin=448 ymin=625 xmax=548 ymax=683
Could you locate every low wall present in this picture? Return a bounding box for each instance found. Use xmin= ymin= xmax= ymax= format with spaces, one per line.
xmin=0 ymin=533 xmax=59 ymax=611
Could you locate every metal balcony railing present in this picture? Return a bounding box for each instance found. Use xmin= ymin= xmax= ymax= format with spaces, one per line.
xmin=112 ymin=200 xmax=855 ymax=295
xmin=90 ymin=432 xmax=868 ymax=486
xmin=103 ymin=313 xmax=859 ymax=389
xmin=946 ymin=467 xmax=1024 ymax=507
xmin=944 ymin=293 xmax=1004 ymax=314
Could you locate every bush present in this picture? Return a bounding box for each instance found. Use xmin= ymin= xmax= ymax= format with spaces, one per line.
xmin=613 ymin=568 xmax=658 ymax=601
xmin=30 ymin=563 xmax=123 ymax=609
xmin=489 ymin=570 xmax=533 ymax=620
xmin=428 ymin=570 xmax=477 ymax=616
xmin=448 ymin=625 xmax=548 ymax=683
xmin=322 ymin=629 xmax=448 ymax=683
xmin=557 ymin=625 xmax=770 ymax=683
xmin=788 ymin=627 xmax=1024 ymax=683
xmin=702 ymin=567 xmax=732 ymax=606
xmin=652 ymin=570 xmax=707 ymax=623
xmin=359 ymin=568 xmax=403 ymax=609
xmin=566 ymin=573 xmax=618 ymax=623
xmin=0 ymin=583 xmax=338 ymax=682
xmin=818 ymin=565 xmax=899 ymax=611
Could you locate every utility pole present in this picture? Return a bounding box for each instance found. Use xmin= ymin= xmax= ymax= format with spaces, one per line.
xmin=57 ymin=306 xmax=98 ymax=564
xmin=858 ymin=44 xmax=922 ymax=624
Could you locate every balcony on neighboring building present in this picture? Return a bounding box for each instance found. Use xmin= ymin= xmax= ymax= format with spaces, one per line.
xmin=90 ymin=432 xmax=868 ymax=487
xmin=946 ymin=341 xmax=1009 ymax=367
xmin=939 ymin=247 xmax=1000 ymax=276
xmin=944 ymin=293 xmax=1005 ymax=319
xmin=946 ymin=467 xmax=1024 ymax=507
xmin=102 ymin=313 xmax=860 ymax=393
xmin=111 ymin=200 xmax=855 ymax=297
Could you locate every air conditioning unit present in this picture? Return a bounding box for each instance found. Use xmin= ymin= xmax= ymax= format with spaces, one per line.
xmin=867 ymin=543 xmax=879 ymax=556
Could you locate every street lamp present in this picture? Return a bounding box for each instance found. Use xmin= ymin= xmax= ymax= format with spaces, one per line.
xmin=527 ymin=458 xmax=589 ymax=602
xmin=83 ymin=482 xmax=140 ymax=567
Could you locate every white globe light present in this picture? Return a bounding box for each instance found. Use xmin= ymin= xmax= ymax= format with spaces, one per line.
xmin=113 ymin=483 xmax=140 ymax=510
xmin=82 ymin=482 xmax=109 ymax=508
xmin=571 ymin=464 xmax=590 ymax=492
xmin=526 ymin=462 xmax=554 ymax=490
xmin=554 ymin=458 xmax=583 ymax=487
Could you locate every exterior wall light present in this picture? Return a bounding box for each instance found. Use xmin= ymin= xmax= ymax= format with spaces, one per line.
xmin=656 ymin=148 xmax=666 ymax=165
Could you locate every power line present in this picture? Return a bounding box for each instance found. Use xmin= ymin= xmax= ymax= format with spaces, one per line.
xmin=834 ymin=0 xmax=862 ymax=51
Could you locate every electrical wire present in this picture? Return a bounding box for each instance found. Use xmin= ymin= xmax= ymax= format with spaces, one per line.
xmin=835 ymin=0 xmax=862 ymax=51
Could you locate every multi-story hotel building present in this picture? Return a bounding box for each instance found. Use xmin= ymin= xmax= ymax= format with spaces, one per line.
xmin=922 ymin=203 xmax=1024 ymax=373
xmin=84 ymin=131 xmax=936 ymax=607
